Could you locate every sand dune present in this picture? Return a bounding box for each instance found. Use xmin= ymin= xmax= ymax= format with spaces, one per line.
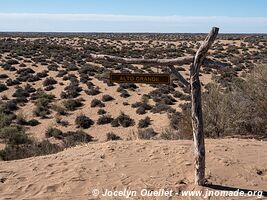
xmin=0 ymin=138 xmax=266 ymax=200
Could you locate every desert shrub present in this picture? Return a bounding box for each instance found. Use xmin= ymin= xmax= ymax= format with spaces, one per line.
xmin=91 ymin=99 xmax=105 ymax=108
xmin=66 ymin=63 xmax=79 ymax=71
xmin=0 ymin=100 xmax=18 ymax=114
xmin=138 ymin=117 xmax=151 ymax=128
xmin=51 ymin=103 xmax=67 ymax=115
xmin=25 ymin=84 xmax=36 ymax=93
xmin=136 ymin=106 xmax=146 ymax=115
xmin=120 ymin=90 xmax=130 ymax=98
xmin=131 ymin=102 xmax=143 ymax=108
xmin=204 ymin=66 xmax=267 ymax=137
xmin=0 ymin=112 xmax=14 ymax=128
xmin=151 ymin=103 xmax=175 ymax=114
xmin=13 ymin=87 xmax=29 ymax=98
xmin=12 ymin=87 xmax=30 ymax=103
xmin=0 ymin=140 xmax=62 ymax=161
xmin=2 ymin=64 xmax=16 ymax=71
xmin=160 ymin=128 xmax=192 ymax=140
xmin=118 ymin=83 xmax=138 ymax=91
xmin=173 ymin=91 xmax=190 ymax=101
xmin=169 ymin=112 xmax=182 ymax=130
xmin=201 ymin=84 xmax=231 ymax=138
xmin=132 ymin=100 xmax=152 ymax=115
xmin=26 ymin=75 xmax=40 ymax=83
xmin=123 ymin=102 xmax=129 ymax=106
xmin=63 ymin=74 xmax=78 ymax=82
xmin=176 ymin=65 xmax=267 ymax=138
xmin=44 ymin=85 xmax=54 ymax=91
xmin=78 ymin=64 xmax=98 ymax=74
xmin=97 ymin=109 xmax=106 ymax=115
xmin=17 ymin=68 xmax=35 ymax=75
xmin=75 ymin=114 xmax=94 ymax=129
xmin=0 ymin=126 xmax=32 ymax=145
xmin=137 ymin=128 xmax=157 ymax=140
xmin=97 ymin=115 xmax=113 ymax=125
xmin=1 ymin=95 xmax=8 ymax=100
xmin=27 ymin=119 xmax=40 ymax=126
xmin=33 ymin=93 xmax=54 ymax=118
xmin=160 ymin=95 xmax=177 ymax=105
xmin=106 ymin=132 xmax=121 ymax=141
xmin=47 ymin=64 xmax=59 ymax=71
xmin=30 ymin=89 xmax=55 ymax=101
xmin=0 ymin=83 xmax=8 ymax=92
xmin=6 ymin=59 xmax=19 ymax=65
xmin=79 ymin=74 xmax=89 ymax=83
xmin=45 ymin=127 xmax=63 ymax=139
xmin=56 ymin=70 xmax=67 ymax=77
xmin=62 ymin=131 xmax=93 ymax=147
xmin=36 ymin=71 xmax=49 ymax=78
xmin=113 ymin=112 xmax=135 ymax=127
xmin=5 ymin=78 xmax=20 ymax=86
xmin=111 ymin=118 xmax=119 ymax=127
xmin=61 ymin=82 xmax=82 ymax=99
xmin=149 ymin=85 xmax=175 ymax=98
xmin=172 ymin=90 xmax=184 ymax=98
xmin=15 ymin=113 xmax=28 ymax=125
xmin=0 ymin=74 xmax=8 ymax=79
xmin=85 ymin=87 xmax=101 ymax=96
xmin=178 ymin=103 xmax=193 ymax=135
xmin=102 ymin=94 xmax=114 ymax=102
xmin=63 ymin=99 xmax=83 ymax=111
xmin=55 ymin=116 xmax=69 ymax=127
xmin=43 ymin=77 xmax=57 ymax=86
xmin=86 ymin=82 xmax=95 ymax=88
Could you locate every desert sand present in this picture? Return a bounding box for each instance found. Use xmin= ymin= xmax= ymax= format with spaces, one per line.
xmin=0 ymin=138 xmax=266 ymax=200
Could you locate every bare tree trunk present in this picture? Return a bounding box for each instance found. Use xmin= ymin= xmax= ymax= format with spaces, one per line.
xmin=191 ymin=27 xmax=219 ymax=185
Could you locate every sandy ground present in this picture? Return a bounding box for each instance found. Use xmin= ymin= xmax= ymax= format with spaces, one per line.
xmin=0 ymin=138 xmax=266 ymax=200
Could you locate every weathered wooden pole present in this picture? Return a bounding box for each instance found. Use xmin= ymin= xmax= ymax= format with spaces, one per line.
xmin=89 ymin=27 xmax=221 ymax=186
xmin=191 ymin=27 xmax=219 ymax=185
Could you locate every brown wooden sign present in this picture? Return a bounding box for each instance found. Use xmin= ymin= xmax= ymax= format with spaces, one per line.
xmin=110 ymin=73 xmax=170 ymax=84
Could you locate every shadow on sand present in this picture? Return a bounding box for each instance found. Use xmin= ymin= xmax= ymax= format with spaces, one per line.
xmin=204 ymin=184 xmax=267 ymax=198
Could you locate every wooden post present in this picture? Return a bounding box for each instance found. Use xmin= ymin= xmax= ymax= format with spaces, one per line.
xmin=89 ymin=27 xmax=221 ymax=185
xmin=191 ymin=27 xmax=219 ymax=185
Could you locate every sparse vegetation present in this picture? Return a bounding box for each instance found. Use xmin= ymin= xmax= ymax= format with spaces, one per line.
xmin=97 ymin=109 xmax=107 ymax=115
xmin=102 ymin=94 xmax=114 ymax=102
xmin=112 ymin=112 xmax=135 ymax=127
xmin=0 ymin=32 xmax=266 ymax=162
xmin=137 ymin=128 xmax=157 ymax=140
xmin=97 ymin=115 xmax=113 ymax=125
xmin=63 ymin=99 xmax=83 ymax=111
xmin=106 ymin=132 xmax=121 ymax=141
xmin=138 ymin=116 xmax=151 ymax=128
xmin=43 ymin=77 xmax=57 ymax=87
xmin=160 ymin=128 xmax=192 ymax=140
xmin=0 ymin=83 xmax=8 ymax=92
xmin=75 ymin=114 xmax=94 ymax=129
xmin=91 ymin=99 xmax=105 ymax=108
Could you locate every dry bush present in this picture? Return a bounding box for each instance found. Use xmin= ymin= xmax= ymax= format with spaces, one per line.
xmin=203 ymin=65 xmax=267 ymax=137
xmin=176 ymin=65 xmax=267 ymax=138
xmin=75 ymin=114 xmax=94 ymax=129
xmin=112 ymin=112 xmax=135 ymax=128
xmin=138 ymin=116 xmax=151 ymax=128
xmin=160 ymin=128 xmax=193 ymax=140
xmin=106 ymin=132 xmax=121 ymax=141
xmin=137 ymin=128 xmax=157 ymax=140
xmin=97 ymin=115 xmax=113 ymax=125
xmin=0 ymin=140 xmax=62 ymax=161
